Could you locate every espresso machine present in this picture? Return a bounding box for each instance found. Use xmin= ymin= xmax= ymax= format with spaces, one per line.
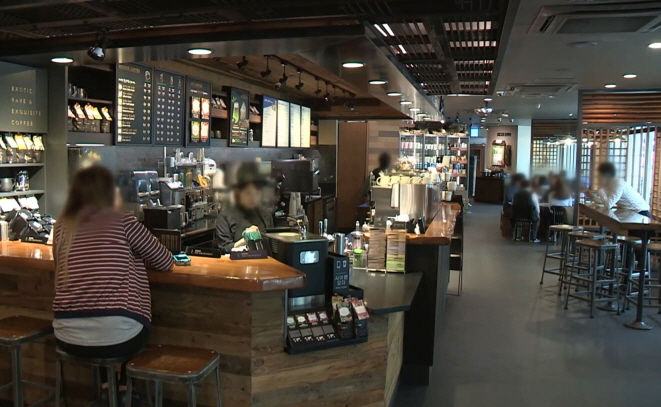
xmin=118 ymin=170 xmax=160 ymax=220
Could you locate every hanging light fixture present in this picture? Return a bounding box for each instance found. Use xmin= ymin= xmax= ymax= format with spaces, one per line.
xmin=314 ymin=77 xmax=322 ymax=96
xmin=236 ymin=56 xmax=249 ymax=70
xmin=87 ymin=29 xmax=109 ymax=61
xmin=295 ymin=70 xmax=304 ymax=91
xmin=323 ymin=82 xmax=331 ymax=101
xmin=278 ymin=63 xmax=288 ymax=87
xmin=260 ymin=56 xmax=272 ymax=78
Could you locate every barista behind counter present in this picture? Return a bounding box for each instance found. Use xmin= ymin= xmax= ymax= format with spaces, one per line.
xmin=215 ymin=162 xmax=274 ymax=254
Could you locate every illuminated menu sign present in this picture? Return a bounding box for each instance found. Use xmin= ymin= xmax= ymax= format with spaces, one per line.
xmin=0 ymin=62 xmax=47 ymax=133
xmin=277 ymin=100 xmax=290 ymax=147
xmin=229 ymin=87 xmax=250 ymax=147
xmin=116 ymin=63 xmax=153 ymax=145
xmin=289 ymin=103 xmax=301 ymax=148
xmin=301 ymin=106 xmax=311 ymax=148
xmin=262 ymin=96 xmax=277 ymax=147
xmin=153 ymin=69 xmax=184 ymax=146
xmin=185 ymin=76 xmax=212 ymax=147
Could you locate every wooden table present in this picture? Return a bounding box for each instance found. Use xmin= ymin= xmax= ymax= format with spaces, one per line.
xmin=579 ymin=204 xmax=661 ymax=330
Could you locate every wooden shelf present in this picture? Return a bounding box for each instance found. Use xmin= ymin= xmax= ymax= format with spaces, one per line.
xmin=0 ymin=163 xmax=44 ymax=168
xmin=67 ymin=132 xmax=114 ymax=146
xmin=68 ymin=97 xmax=113 ymax=105
xmin=450 ymin=148 xmax=468 ymax=151
xmin=249 ymin=114 xmax=261 ymax=124
xmin=211 ymin=108 xmax=228 ymax=119
xmin=0 ymin=190 xmax=45 ymax=198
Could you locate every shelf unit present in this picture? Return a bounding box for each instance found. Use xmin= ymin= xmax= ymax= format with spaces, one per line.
xmin=0 ymin=163 xmax=44 ymax=168
xmin=68 ymin=97 xmax=113 ymax=105
xmin=0 ymin=190 xmax=45 ymax=198
xmin=399 ymin=132 xmax=471 ymax=172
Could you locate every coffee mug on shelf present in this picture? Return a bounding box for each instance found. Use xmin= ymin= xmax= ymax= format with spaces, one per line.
xmin=0 ymin=178 xmax=14 ymax=192
xmin=390 ymin=176 xmax=401 ymax=184
xmin=377 ymin=176 xmax=391 ymax=187
xmin=399 ymin=176 xmax=411 ymax=184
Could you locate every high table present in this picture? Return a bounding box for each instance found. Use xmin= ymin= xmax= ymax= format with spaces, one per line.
xmin=579 ymin=204 xmax=661 ymax=330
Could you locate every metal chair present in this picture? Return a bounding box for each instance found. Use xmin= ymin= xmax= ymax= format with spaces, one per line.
xmin=626 ymin=242 xmax=661 ymax=314
xmin=540 ymin=225 xmax=583 ymax=285
xmin=563 ymin=239 xmax=619 ymax=318
xmin=55 ymin=348 xmax=141 ymax=407
xmin=512 ymin=217 xmax=534 ymax=242
xmin=126 ymin=344 xmax=222 ymax=407
xmin=0 ymin=316 xmax=54 ymax=407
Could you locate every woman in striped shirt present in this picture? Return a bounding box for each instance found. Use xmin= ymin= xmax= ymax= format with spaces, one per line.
xmin=52 ymin=166 xmax=173 ymax=401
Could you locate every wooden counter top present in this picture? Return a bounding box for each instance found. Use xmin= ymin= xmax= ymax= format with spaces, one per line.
xmin=407 ymin=202 xmax=461 ymax=246
xmin=0 ymin=241 xmax=305 ymax=292
xmin=579 ymin=203 xmax=661 ymax=234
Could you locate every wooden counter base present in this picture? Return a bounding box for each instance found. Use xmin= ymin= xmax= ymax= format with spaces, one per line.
xmin=0 ymin=244 xmax=404 ymax=407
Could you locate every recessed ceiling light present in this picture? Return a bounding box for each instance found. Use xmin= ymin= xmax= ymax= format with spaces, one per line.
xmin=369 ymin=79 xmax=388 ymax=85
xmin=188 ymin=48 xmax=213 ymax=55
xmin=342 ymin=62 xmax=364 ymax=68
xmin=567 ymin=41 xmax=598 ymax=49
xmin=605 ymin=83 xmax=617 ymax=88
xmin=51 ymin=57 xmax=73 ymax=64
xmin=623 ymin=73 xmax=637 ymax=79
xmin=569 ymin=113 xmax=574 ymax=117
xmin=398 ymin=44 xmax=408 ymax=54
xmin=382 ymin=23 xmax=395 ymax=37
xmin=649 ymin=42 xmax=661 ymax=49
xmin=400 ymin=100 xmax=412 ymax=105
xmin=387 ymin=91 xmax=402 ymax=96
xmin=410 ymin=107 xmax=421 ymax=112
xmin=483 ymin=97 xmax=493 ymax=102
xmin=373 ymin=24 xmax=388 ymax=37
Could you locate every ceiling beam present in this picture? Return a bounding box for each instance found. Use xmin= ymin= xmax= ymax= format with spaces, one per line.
xmin=423 ymin=19 xmax=460 ymax=94
xmin=0 ymin=0 xmax=93 ymax=12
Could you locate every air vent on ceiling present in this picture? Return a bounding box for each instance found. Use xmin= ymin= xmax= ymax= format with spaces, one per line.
xmin=530 ymin=3 xmax=661 ymax=34
xmin=502 ymin=83 xmax=577 ymax=98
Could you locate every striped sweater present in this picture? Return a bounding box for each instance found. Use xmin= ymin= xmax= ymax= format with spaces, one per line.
xmin=53 ymin=209 xmax=173 ymax=327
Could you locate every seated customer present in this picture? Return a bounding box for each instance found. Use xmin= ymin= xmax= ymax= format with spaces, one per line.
xmin=588 ymin=162 xmax=651 ymax=217
xmin=216 ymin=162 xmax=274 ymax=254
xmin=503 ymin=173 xmax=525 ymax=211
xmin=53 ymin=166 xmax=174 ymax=399
xmin=510 ymin=179 xmax=541 ymax=242
xmin=548 ymin=176 xmax=574 ymax=207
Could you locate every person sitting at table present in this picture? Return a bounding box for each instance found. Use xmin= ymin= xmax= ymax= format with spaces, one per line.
xmin=510 ymin=179 xmax=541 ymax=242
xmin=548 ymin=175 xmax=574 ymax=207
xmin=587 ymin=162 xmax=651 ymax=218
xmin=53 ymin=166 xmax=174 ymax=402
xmin=215 ymin=162 xmax=274 ymax=254
xmin=503 ymin=173 xmax=525 ymax=211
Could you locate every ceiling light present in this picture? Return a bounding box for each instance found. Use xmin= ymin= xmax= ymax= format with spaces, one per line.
xmin=410 ymin=108 xmax=421 ymax=112
xmin=569 ymin=113 xmax=574 ymax=117
xmin=236 ymin=56 xmax=249 ymax=70
xmin=51 ymin=57 xmax=73 ymax=64
xmin=87 ymin=29 xmax=108 ymax=61
xmin=314 ymin=78 xmax=322 ymax=96
xmin=342 ymin=62 xmax=364 ymax=68
xmin=278 ymin=63 xmax=288 ymax=87
xmin=398 ymin=44 xmax=408 ymax=54
xmin=483 ymin=97 xmax=493 ymax=102
xmin=605 ymin=83 xmax=617 ymax=88
xmin=188 ymin=48 xmax=213 ymax=56
xmin=295 ymin=70 xmax=304 ymax=91
xmin=501 ymin=112 xmax=509 ymax=118
xmin=383 ymin=23 xmax=395 ymax=36
xmin=623 ymin=73 xmax=637 ymax=79
xmin=387 ymin=91 xmax=402 ymax=97
xmin=400 ymin=100 xmax=412 ymax=105
xmin=649 ymin=42 xmax=661 ymax=49
xmin=260 ymin=56 xmax=272 ymax=78
xmin=369 ymin=79 xmax=388 ymax=85
xmin=374 ymin=24 xmax=388 ymax=37
xmin=567 ymin=41 xmax=597 ymax=49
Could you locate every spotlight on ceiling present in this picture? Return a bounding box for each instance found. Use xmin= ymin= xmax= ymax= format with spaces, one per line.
xmin=605 ymin=83 xmax=617 ymax=88
xmin=323 ymin=82 xmax=331 ymax=101
xmin=387 ymin=91 xmax=402 ymax=97
xmin=410 ymin=107 xmax=421 ymax=112
xmin=295 ymin=70 xmax=304 ymax=91
xmin=623 ymin=73 xmax=637 ymax=79
xmin=87 ymin=29 xmax=108 ymax=61
xmin=188 ymin=48 xmax=213 ymax=56
xmin=236 ymin=56 xmax=249 ymax=70
xmin=649 ymin=42 xmax=661 ymax=49
xmin=349 ymin=102 xmax=356 ymax=112
xmin=278 ymin=63 xmax=288 ymax=87
xmin=369 ymin=79 xmax=388 ymax=85
xmin=260 ymin=56 xmax=272 ymax=78
xmin=342 ymin=62 xmax=364 ymax=68
xmin=314 ymin=77 xmax=322 ymax=96
xmin=400 ymin=100 xmax=412 ymax=105
xmin=51 ymin=57 xmax=73 ymax=64
xmin=483 ymin=97 xmax=493 ymax=102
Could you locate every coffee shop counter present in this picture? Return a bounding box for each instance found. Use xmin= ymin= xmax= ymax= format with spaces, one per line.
xmin=0 ymin=241 xmax=412 ymax=407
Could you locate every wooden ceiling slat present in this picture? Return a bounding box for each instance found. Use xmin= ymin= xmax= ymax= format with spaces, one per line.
xmin=581 ymin=92 xmax=661 ymax=124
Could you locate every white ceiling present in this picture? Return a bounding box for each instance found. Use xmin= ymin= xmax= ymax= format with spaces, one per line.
xmin=445 ymin=0 xmax=661 ymax=124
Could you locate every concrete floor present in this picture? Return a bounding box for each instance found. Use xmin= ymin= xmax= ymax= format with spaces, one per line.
xmin=394 ymin=203 xmax=661 ymax=407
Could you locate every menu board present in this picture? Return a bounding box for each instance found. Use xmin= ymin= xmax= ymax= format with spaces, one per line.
xmin=277 ymin=100 xmax=290 ymax=148
xmin=301 ymin=106 xmax=311 ymax=148
xmin=116 ymin=63 xmax=153 ymax=145
xmin=228 ymin=87 xmax=250 ymax=147
xmin=262 ymin=96 xmax=277 ymax=147
xmin=289 ymin=103 xmax=301 ymax=148
xmin=185 ymin=76 xmax=212 ymax=147
xmin=153 ymin=69 xmax=184 ymax=146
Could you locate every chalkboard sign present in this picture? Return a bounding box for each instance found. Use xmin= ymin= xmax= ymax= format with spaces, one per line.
xmin=0 ymin=62 xmax=47 ymax=133
xmin=153 ymin=69 xmax=185 ymax=146
xmin=228 ymin=87 xmax=249 ymax=147
xmin=115 ymin=63 xmax=153 ymax=145
xmin=185 ymin=76 xmax=212 ymax=147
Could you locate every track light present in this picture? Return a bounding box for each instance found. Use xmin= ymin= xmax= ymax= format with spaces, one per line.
xmin=260 ymin=56 xmax=272 ymax=78
xmin=323 ymin=82 xmax=331 ymax=102
xmin=237 ymin=56 xmax=249 ymax=70
xmin=349 ymin=102 xmax=356 ymax=112
xmin=314 ymin=78 xmax=322 ymax=96
xmin=295 ymin=70 xmax=304 ymax=91
xmin=278 ymin=63 xmax=288 ymax=87
xmin=87 ymin=29 xmax=108 ymax=61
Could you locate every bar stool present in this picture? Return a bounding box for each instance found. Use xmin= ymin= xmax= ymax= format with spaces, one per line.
xmin=612 ymin=236 xmax=643 ymax=312
xmin=55 ymin=348 xmax=140 ymax=407
xmin=0 ymin=316 xmax=54 ymax=407
xmin=126 ymin=344 xmax=222 ymax=407
xmin=626 ymin=242 xmax=661 ymax=313
xmin=512 ymin=217 xmax=533 ymax=242
xmin=559 ymin=231 xmax=605 ymax=294
xmin=540 ymin=225 xmax=583 ymax=285
xmin=563 ymin=239 xmax=619 ymax=318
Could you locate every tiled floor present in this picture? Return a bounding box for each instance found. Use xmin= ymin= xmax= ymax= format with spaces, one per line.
xmin=394 ymin=204 xmax=661 ymax=407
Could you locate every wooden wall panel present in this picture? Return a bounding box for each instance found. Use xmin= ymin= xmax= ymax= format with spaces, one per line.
xmin=337 ymin=121 xmax=369 ymax=231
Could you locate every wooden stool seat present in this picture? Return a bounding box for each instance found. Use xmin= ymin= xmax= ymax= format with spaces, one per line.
xmin=550 ymin=225 xmax=583 ymax=232
xmin=615 ymin=236 xmax=643 ymax=245
xmin=576 ymin=239 xmax=618 ymax=249
xmin=569 ymin=230 xmax=603 ymax=239
xmin=0 ymin=316 xmax=53 ymax=346
xmin=128 ymin=345 xmax=219 ymax=383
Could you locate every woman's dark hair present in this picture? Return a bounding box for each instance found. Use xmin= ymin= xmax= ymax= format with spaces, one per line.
xmin=550 ymin=176 xmax=571 ymax=200
xmin=519 ymin=179 xmax=531 ymax=189
xmin=378 ymin=152 xmax=391 ymax=169
xmin=597 ymin=162 xmax=617 ymax=178
xmin=511 ymin=173 xmax=525 ymax=186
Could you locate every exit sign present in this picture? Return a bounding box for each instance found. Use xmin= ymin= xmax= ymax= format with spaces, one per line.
xmin=497 ymin=132 xmax=512 ymax=137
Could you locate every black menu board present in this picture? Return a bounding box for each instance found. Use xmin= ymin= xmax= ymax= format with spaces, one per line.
xmin=185 ymin=76 xmax=212 ymax=147
xmin=115 ymin=63 xmax=153 ymax=145
xmin=228 ymin=87 xmax=250 ymax=147
xmin=153 ymin=69 xmax=185 ymax=146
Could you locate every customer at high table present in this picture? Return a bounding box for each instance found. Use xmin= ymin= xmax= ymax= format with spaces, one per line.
xmin=586 ymin=162 xmax=651 ymax=217
xmin=52 ymin=166 xmax=174 ymax=402
xmin=511 ymin=179 xmax=541 ymax=242
xmin=216 ymin=162 xmax=274 ymax=254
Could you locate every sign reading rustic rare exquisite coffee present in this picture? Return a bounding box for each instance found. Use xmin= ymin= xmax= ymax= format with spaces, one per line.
xmin=0 ymin=62 xmax=47 ymax=133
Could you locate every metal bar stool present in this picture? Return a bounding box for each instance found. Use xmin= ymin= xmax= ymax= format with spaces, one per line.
xmin=55 ymin=348 xmax=141 ymax=407
xmin=540 ymin=225 xmax=583 ymax=285
xmin=563 ymin=239 xmax=620 ymax=318
xmin=559 ymin=230 xmax=605 ymax=295
xmin=626 ymin=242 xmax=661 ymax=313
xmin=612 ymin=236 xmax=643 ymax=312
xmin=0 ymin=316 xmax=55 ymax=407
xmin=512 ymin=218 xmax=533 ymax=242
xmin=126 ymin=344 xmax=222 ymax=407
